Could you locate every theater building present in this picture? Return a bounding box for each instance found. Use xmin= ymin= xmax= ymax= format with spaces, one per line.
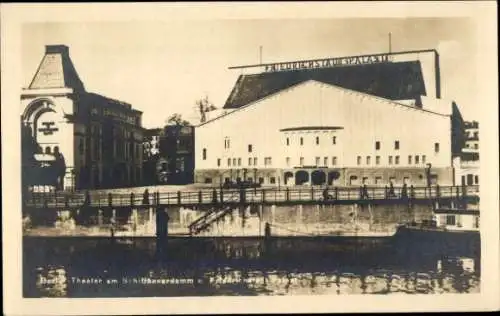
xmin=21 ymin=45 xmax=144 ymax=191
xmin=194 ymin=49 xmax=465 ymax=187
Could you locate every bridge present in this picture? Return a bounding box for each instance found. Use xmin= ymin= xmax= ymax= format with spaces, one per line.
xmin=23 ymin=185 xmax=480 ymax=238
xmin=25 ymin=185 xmax=479 ymax=209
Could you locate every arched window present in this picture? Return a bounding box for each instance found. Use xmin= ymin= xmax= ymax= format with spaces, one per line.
xmin=45 ymin=146 xmax=51 ymax=154
xmin=202 ymin=148 xmax=207 ymax=160
xmin=54 ymin=146 xmax=60 ymax=154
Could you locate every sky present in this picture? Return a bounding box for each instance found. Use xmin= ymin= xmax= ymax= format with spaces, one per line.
xmin=22 ymin=18 xmax=478 ymax=128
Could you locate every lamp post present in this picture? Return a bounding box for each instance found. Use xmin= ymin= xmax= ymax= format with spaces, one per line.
xmin=425 ymin=163 xmax=432 ymax=188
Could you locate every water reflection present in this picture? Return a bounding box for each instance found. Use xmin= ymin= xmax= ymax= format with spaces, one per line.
xmin=23 ymin=237 xmax=480 ymax=297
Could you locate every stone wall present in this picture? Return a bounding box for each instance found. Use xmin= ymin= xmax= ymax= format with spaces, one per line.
xmin=24 ymin=203 xmax=434 ymax=238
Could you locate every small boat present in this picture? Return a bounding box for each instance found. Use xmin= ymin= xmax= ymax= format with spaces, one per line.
xmin=392 ymin=207 xmax=480 ymax=257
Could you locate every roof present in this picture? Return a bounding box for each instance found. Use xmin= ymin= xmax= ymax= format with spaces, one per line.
xmin=28 ymin=45 xmax=85 ymax=91
xmin=224 ymin=60 xmax=426 ymax=109
xmin=200 ymin=79 xmax=447 ymax=128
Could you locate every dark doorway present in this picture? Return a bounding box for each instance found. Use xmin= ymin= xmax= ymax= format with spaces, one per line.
xmin=284 ymin=171 xmax=294 ymax=185
xmin=295 ymin=170 xmax=309 ymax=185
xmin=311 ymin=170 xmax=326 ymax=185
xmin=328 ymin=171 xmax=341 ymax=185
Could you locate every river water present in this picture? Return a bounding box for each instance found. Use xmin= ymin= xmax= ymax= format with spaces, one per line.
xmin=23 ymin=236 xmax=480 ymax=297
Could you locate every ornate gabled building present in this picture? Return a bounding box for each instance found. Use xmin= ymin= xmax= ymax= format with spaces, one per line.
xmin=21 ymin=45 xmax=144 ymax=191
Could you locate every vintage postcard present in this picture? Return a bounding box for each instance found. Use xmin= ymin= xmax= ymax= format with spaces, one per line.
xmin=2 ymin=2 xmax=499 ymax=315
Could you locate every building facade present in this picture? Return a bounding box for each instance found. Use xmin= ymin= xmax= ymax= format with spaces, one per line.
xmin=463 ymin=120 xmax=479 ymax=156
xmin=142 ymin=125 xmax=195 ymax=185
xmin=195 ymin=50 xmax=464 ymax=187
xmin=21 ymin=45 xmax=144 ymax=191
xmin=195 ymin=80 xmax=454 ymax=187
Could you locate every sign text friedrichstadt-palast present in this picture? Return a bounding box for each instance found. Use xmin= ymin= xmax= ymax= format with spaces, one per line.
xmin=264 ymin=54 xmax=391 ymax=73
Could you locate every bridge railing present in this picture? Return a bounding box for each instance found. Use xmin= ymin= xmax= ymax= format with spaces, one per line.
xmin=24 ymin=185 xmax=480 ymax=208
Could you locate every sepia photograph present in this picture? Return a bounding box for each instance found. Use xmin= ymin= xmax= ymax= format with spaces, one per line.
xmin=2 ymin=2 xmax=498 ymax=315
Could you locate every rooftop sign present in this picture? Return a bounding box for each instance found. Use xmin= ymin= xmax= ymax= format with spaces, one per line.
xmin=263 ymin=54 xmax=390 ymax=73
xmin=228 ymin=49 xmax=439 ymax=74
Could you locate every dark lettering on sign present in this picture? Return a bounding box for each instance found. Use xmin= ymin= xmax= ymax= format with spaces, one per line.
xmin=38 ymin=121 xmax=59 ymax=135
xmin=264 ymin=54 xmax=391 ymax=73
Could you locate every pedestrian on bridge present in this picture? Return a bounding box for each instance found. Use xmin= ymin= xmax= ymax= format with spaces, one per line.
xmin=361 ymin=184 xmax=370 ymax=199
xmin=143 ymin=189 xmax=150 ymax=205
xmin=401 ymin=183 xmax=408 ymax=199
xmin=84 ymin=190 xmax=90 ymax=206
xmin=212 ymin=188 xmax=218 ymax=204
xmin=389 ymin=181 xmax=396 ymax=198
xmin=323 ymin=187 xmax=333 ymax=201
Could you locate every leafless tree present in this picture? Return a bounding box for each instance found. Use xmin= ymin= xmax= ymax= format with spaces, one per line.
xmin=196 ymin=95 xmax=217 ymax=123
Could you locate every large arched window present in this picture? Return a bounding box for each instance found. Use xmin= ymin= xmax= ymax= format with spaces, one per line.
xmin=45 ymin=146 xmax=52 ymax=154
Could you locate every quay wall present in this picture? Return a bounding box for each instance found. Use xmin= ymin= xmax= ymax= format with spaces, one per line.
xmin=23 ymin=203 xmax=435 ymax=237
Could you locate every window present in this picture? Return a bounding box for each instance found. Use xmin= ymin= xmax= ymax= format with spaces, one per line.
xmin=264 ymin=157 xmax=272 ymax=166
xmin=315 ymin=157 xmax=320 ymax=165
xmin=408 ymin=155 xmax=412 ymax=164
xmin=227 ymin=158 xmax=231 ymax=166
xmin=253 ymin=157 xmax=258 ymax=166
xmin=204 ymin=178 xmax=212 ymax=184
xmin=388 ymin=156 xmax=393 ymax=165
xmin=300 ymin=137 xmax=304 ymax=145
xmin=324 ymin=157 xmax=328 ymax=166
xmin=286 ymin=138 xmax=290 ymax=146
xmin=232 ymin=158 xmax=236 ymax=166
xmin=300 ymin=157 xmax=304 ymax=166
xmin=237 ymin=158 xmax=241 ymax=166
xmin=446 ymin=215 xmax=456 ymax=226
xmin=474 ymin=175 xmax=479 ymax=184
xmin=362 ymin=177 xmax=369 ymax=184
xmin=202 ymin=148 xmax=207 ymax=160
xmin=375 ymin=141 xmax=380 ymax=150
xmin=395 ymin=155 xmax=400 ymax=165
xmin=248 ymin=144 xmax=253 ymax=153
xmin=474 ymin=216 xmax=480 ymax=229
xmin=434 ymin=143 xmax=440 ymax=153
xmin=332 ymin=156 xmax=337 ymax=166
xmin=258 ymin=177 xmax=264 ymax=184
xmin=357 ymin=156 xmax=362 ymax=165
xmin=474 ymin=131 xmax=478 ymax=138
xmin=224 ymin=138 xmax=230 ymax=149
xmin=474 ymin=143 xmax=478 ymax=149
xmin=248 ymin=157 xmax=252 ymax=166
xmin=332 ymin=136 xmax=337 ymax=145
xmin=467 ymin=174 xmax=473 ymax=185
xmin=316 ymin=136 xmax=319 ymax=145
xmin=45 ymin=146 xmax=51 ymax=154
xmin=415 ymin=155 xmax=420 ymax=164
xmin=366 ymin=156 xmax=371 ymax=165
xmin=375 ymin=177 xmax=383 ymax=184
xmin=395 ymin=141 xmax=400 ymax=150
xmin=422 ymin=155 xmax=426 ymax=164
xmin=286 ymin=157 xmax=290 ymax=166
xmin=376 ymin=156 xmax=380 ymax=165
xmin=217 ymin=158 xmax=221 ymax=167
xmin=270 ymin=177 xmax=276 ymax=184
